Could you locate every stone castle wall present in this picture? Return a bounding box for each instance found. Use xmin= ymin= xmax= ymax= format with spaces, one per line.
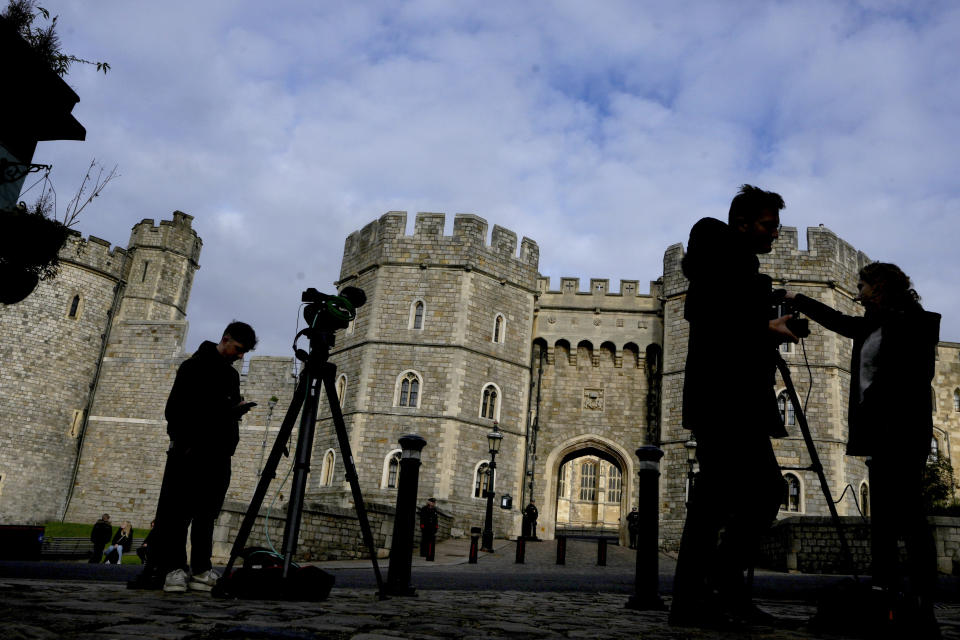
xmin=0 ymin=233 xmax=127 ymax=523
xmin=5 ymin=208 xmax=960 ymax=566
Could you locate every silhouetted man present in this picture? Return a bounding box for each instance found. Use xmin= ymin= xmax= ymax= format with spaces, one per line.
xmin=523 ymin=499 xmax=539 ymax=540
xmin=670 ymin=185 xmax=798 ymax=629
xmin=419 ymin=497 xmax=438 ymax=558
xmin=89 ymin=514 xmax=111 ymax=563
xmin=130 ymin=322 xmax=257 ymax=592
xmin=626 ymin=507 xmax=640 ymax=549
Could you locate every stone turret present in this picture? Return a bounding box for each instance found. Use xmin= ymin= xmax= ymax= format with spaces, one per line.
xmin=322 ymin=212 xmax=539 ymax=537
xmin=117 ymin=211 xmax=202 ymax=321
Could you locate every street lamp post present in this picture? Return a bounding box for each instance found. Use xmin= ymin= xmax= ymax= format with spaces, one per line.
xmin=480 ymin=422 xmax=503 ymax=552
xmin=684 ymin=435 xmax=698 ymax=508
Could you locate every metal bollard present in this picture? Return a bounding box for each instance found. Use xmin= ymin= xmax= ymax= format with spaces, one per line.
xmin=597 ymin=537 xmax=607 ymax=566
xmin=556 ymin=535 xmax=566 ymax=565
xmin=626 ymin=445 xmax=666 ymax=610
xmin=468 ymin=527 xmax=480 ymax=564
xmin=515 ymin=535 xmax=525 ymax=564
xmin=383 ymin=434 xmax=427 ymax=597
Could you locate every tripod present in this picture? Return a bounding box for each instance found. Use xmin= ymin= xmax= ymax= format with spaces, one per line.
xmin=774 ymin=351 xmax=857 ymax=577
xmin=217 ymin=317 xmax=385 ymax=597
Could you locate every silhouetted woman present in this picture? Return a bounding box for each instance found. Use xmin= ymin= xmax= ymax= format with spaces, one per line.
xmin=786 ymin=262 xmax=939 ymax=633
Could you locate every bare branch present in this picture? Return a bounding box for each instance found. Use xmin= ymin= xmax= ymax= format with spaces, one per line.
xmin=61 ymin=159 xmax=119 ymax=228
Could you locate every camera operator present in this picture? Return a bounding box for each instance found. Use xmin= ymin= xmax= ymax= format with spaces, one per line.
xmin=670 ymin=185 xmax=799 ymax=629
xmin=785 ymin=263 xmax=940 ymax=634
xmin=129 ymin=321 xmax=257 ymax=593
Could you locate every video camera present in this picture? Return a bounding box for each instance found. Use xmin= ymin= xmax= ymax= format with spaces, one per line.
xmin=772 ymin=289 xmax=810 ymax=339
xmin=301 ymin=286 xmax=367 ymax=332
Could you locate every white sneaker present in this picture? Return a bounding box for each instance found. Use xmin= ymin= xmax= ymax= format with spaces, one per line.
xmin=163 ymin=569 xmax=189 ymax=593
xmin=188 ymin=569 xmax=220 ymax=591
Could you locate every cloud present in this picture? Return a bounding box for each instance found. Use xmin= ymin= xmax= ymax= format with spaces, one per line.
xmin=29 ymin=0 xmax=960 ymax=353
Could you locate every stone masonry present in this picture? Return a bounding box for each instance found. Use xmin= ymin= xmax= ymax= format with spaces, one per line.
xmin=2 ymin=210 xmax=960 ymax=563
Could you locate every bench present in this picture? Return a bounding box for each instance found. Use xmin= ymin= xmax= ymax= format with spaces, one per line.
xmin=40 ymin=536 xmax=139 ymax=559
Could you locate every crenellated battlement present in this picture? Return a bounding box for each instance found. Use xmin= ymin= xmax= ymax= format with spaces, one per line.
xmin=341 ymin=211 xmax=539 ymax=288
xmin=662 ymin=224 xmax=872 ymax=298
xmin=59 ymin=232 xmax=128 ymax=279
xmin=536 ymin=276 xmax=662 ymax=310
xmin=128 ymin=210 xmax=202 ymax=264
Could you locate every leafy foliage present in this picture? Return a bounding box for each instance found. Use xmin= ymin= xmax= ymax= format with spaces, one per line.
xmin=1 ymin=0 xmax=109 ymax=76
xmin=921 ymin=454 xmax=956 ymax=513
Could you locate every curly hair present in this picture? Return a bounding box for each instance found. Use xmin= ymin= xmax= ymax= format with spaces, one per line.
xmin=859 ymin=262 xmax=920 ymax=310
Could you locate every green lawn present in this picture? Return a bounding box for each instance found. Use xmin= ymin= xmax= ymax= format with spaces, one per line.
xmin=43 ymin=522 xmax=149 ymax=564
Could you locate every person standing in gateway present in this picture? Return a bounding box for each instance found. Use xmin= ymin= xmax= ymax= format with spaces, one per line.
xmin=132 ymin=321 xmax=257 ymax=592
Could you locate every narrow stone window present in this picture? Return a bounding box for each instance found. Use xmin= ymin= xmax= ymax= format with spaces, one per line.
xmin=606 ymin=465 xmax=622 ymax=503
xmin=480 ymin=384 xmax=500 ymax=420
xmin=778 ymin=391 xmax=795 ymax=427
xmin=781 ymin=473 xmax=801 ymax=512
xmin=384 ymin=450 xmax=402 ymax=489
xmin=409 ymin=300 xmax=425 ymax=330
xmin=930 ymin=436 xmax=940 ymax=462
xmin=859 ymin=482 xmax=870 ymax=517
xmin=474 ymin=462 xmax=492 ymax=498
xmin=67 ymin=294 xmax=81 ymax=319
xmin=579 ymin=462 xmax=597 ymax=501
xmin=69 ymin=410 xmax=84 ymax=438
xmin=932 ymin=387 xmax=937 ymax=413
xmin=557 ymin=464 xmax=566 ymax=498
xmin=954 ymin=389 xmax=959 ymax=412
xmin=335 ymin=374 xmax=347 ymax=406
xmin=492 ymin=313 xmax=505 ymax=343
xmin=395 ymin=371 xmax=422 ymax=408
xmin=141 ymin=260 xmax=150 ymax=282
xmin=320 ymin=450 xmax=336 ymax=487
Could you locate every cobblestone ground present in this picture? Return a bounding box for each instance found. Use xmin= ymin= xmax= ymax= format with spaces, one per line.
xmin=2 ymin=578 xmax=959 ymax=640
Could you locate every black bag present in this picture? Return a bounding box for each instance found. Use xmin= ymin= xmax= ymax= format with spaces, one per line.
xmin=211 ymin=547 xmax=334 ymax=602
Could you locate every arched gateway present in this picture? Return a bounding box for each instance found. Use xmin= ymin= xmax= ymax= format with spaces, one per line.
xmin=540 ymin=435 xmax=633 ymax=544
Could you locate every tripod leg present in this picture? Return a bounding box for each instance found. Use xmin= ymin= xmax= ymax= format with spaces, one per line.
xmin=320 ymin=361 xmax=386 ymax=595
xmin=221 ymin=373 xmax=308 ymax=577
xmin=280 ymin=362 xmax=324 ymax=577
xmin=775 ymin=354 xmax=858 ymax=577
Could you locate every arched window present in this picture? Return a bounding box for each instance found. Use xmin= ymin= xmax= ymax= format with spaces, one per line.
xmin=954 ymin=389 xmax=959 ymax=412
xmin=607 ymin=465 xmax=622 ymax=503
xmin=320 ymin=449 xmax=336 ymax=487
xmin=335 ymin=374 xmax=347 ymax=406
xmin=67 ymin=294 xmax=81 ymax=319
xmin=395 ymin=371 xmax=422 ymax=408
xmin=860 ymin=482 xmax=870 ymax=517
xmin=480 ymin=383 xmax=500 ymax=420
xmin=781 ymin=473 xmax=801 ymax=512
xmin=557 ymin=464 xmax=567 ymax=498
xmin=409 ymin=300 xmax=425 ymax=330
xmin=778 ymin=391 xmax=795 ymax=427
xmin=382 ymin=450 xmax=402 ymax=489
xmin=930 ymin=436 xmax=940 ymax=462
xmin=474 ymin=462 xmax=493 ymax=498
xmin=579 ymin=461 xmax=597 ymax=501
xmin=492 ymin=314 xmax=505 ymax=343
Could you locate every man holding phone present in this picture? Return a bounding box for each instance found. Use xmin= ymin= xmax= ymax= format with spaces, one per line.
xmin=132 ymin=321 xmax=258 ymax=592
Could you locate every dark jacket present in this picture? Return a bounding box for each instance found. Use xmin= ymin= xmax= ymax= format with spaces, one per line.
xmin=790 ymin=293 xmax=939 ymax=457
xmin=90 ymin=519 xmax=112 ymax=546
xmin=111 ymin=527 xmax=133 ymax=552
xmin=681 ymin=218 xmax=782 ymax=436
xmin=165 ymin=340 xmax=242 ymax=457
xmin=419 ymin=505 xmax=438 ymax=533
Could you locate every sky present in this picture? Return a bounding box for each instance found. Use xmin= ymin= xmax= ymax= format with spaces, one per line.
xmin=23 ymin=0 xmax=960 ymax=355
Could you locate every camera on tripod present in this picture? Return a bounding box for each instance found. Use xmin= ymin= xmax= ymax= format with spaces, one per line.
xmin=772 ymin=289 xmax=810 ymax=339
xmin=301 ymin=286 xmax=366 ymax=331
